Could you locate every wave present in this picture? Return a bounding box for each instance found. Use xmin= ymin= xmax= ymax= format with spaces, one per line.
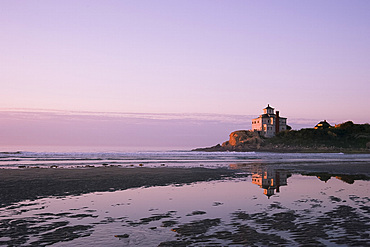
xmin=1 ymin=151 xmax=369 ymax=169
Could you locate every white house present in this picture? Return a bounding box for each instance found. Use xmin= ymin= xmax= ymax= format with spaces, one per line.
xmin=251 ymin=104 xmax=287 ymax=137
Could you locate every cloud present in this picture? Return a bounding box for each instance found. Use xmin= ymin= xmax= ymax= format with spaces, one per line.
xmin=0 ymin=109 xmax=321 ymax=150
xmin=0 ymin=108 xmax=254 ymax=123
xmin=0 ymin=109 xmax=253 ymax=149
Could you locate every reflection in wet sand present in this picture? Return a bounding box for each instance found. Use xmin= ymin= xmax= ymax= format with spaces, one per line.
xmin=251 ymin=166 xmax=290 ymax=198
xmin=230 ymin=163 xmax=291 ymax=198
xmin=1 ymin=170 xmax=369 ymax=246
xmin=230 ymin=163 xmax=369 ymax=198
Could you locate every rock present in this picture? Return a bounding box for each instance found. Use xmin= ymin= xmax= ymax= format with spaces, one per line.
xmin=193 ymin=130 xmax=263 ymax=152
xmin=114 ymin=234 xmax=129 ymax=239
xmin=227 ymin=130 xmax=262 ymax=146
xmin=221 ymin=130 xmax=263 ymax=151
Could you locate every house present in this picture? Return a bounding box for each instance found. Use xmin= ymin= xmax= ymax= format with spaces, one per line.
xmin=314 ymin=120 xmax=331 ymax=129
xmin=251 ymin=104 xmax=287 ymax=137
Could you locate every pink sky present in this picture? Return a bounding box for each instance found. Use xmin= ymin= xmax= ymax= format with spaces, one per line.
xmin=0 ymin=109 xmax=353 ymax=151
xmin=1 ymin=1 xmax=369 ymax=151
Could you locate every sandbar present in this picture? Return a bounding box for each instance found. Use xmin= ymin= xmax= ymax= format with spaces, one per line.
xmin=0 ymin=167 xmax=237 ymax=207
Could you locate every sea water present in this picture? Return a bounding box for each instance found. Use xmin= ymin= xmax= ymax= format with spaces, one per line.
xmin=1 ymin=150 xmax=370 ymax=169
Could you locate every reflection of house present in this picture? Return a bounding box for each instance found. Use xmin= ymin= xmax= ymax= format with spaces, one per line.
xmin=251 ymin=104 xmax=287 ymax=137
xmin=252 ymin=167 xmax=288 ymax=198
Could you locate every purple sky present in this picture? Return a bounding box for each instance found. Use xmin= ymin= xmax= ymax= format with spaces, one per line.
xmin=1 ymin=1 xmax=369 ymax=151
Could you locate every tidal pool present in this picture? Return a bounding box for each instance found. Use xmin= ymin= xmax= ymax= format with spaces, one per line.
xmin=0 ymin=166 xmax=369 ymax=246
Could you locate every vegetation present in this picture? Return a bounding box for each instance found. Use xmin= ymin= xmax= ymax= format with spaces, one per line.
xmin=267 ymin=121 xmax=370 ymax=149
xmin=194 ymin=121 xmax=370 ymax=153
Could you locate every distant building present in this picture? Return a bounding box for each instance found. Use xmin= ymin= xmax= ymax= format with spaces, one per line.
xmin=251 ymin=104 xmax=287 ymax=137
xmin=314 ymin=120 xmax=331 ymax=129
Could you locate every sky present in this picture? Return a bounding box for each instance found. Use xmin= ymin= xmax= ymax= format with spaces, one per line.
xmin=1 ymin=1 xmax=369 ymax=151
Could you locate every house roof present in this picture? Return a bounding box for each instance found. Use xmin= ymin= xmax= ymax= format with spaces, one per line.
xmin=315 ymin=120 xmax=331 ymax=129
xmin=264 ymin=104 xmax=274 ymax=109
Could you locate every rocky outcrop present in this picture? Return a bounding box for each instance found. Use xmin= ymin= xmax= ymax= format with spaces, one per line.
xmin=193 ymin=130 xmax=264 ymax=152
xmin=193 ymin=124 xmax=370 ymax=153
xmin=221 ymin=130 xmax=263 ymax=151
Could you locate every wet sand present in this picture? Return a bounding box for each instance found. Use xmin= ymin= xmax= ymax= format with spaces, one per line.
xmin=0 ymin=167 xmax=239 ymax=207
xmin=1 ymin=161 xmax=369 ymax=207
xmin=0 ymin=166 xmax=369 ymax=246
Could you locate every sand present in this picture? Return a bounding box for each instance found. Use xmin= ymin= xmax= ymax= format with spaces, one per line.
xmin=1 ymin=165 xmax=369 ymax=246
xmin=1 ymin=161 xmax=369 ymax=207
xmin=0 ymin=167 xmax=238 ymax=207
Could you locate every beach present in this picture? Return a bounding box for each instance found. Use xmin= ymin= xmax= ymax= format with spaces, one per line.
xmin=1 ymin=159 xmax=369 ymax=207
xmin=0 ymin=152 xmax=369 ymax=246
xmin=0 ymin=167 xmax=237 ymax=207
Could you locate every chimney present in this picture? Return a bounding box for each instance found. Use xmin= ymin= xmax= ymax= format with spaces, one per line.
xmin=276 ymin=171 xmax=280 ymax=193
xmin=275 ymin=111 xmax=280 ymax=135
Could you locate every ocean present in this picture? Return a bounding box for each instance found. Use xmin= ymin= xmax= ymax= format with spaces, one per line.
xmin=1 ymin=150 xmax=370 ymax=169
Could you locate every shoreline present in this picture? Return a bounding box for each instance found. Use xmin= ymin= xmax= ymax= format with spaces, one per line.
xmin=192 ymin=146 xmax=370 ymax=154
